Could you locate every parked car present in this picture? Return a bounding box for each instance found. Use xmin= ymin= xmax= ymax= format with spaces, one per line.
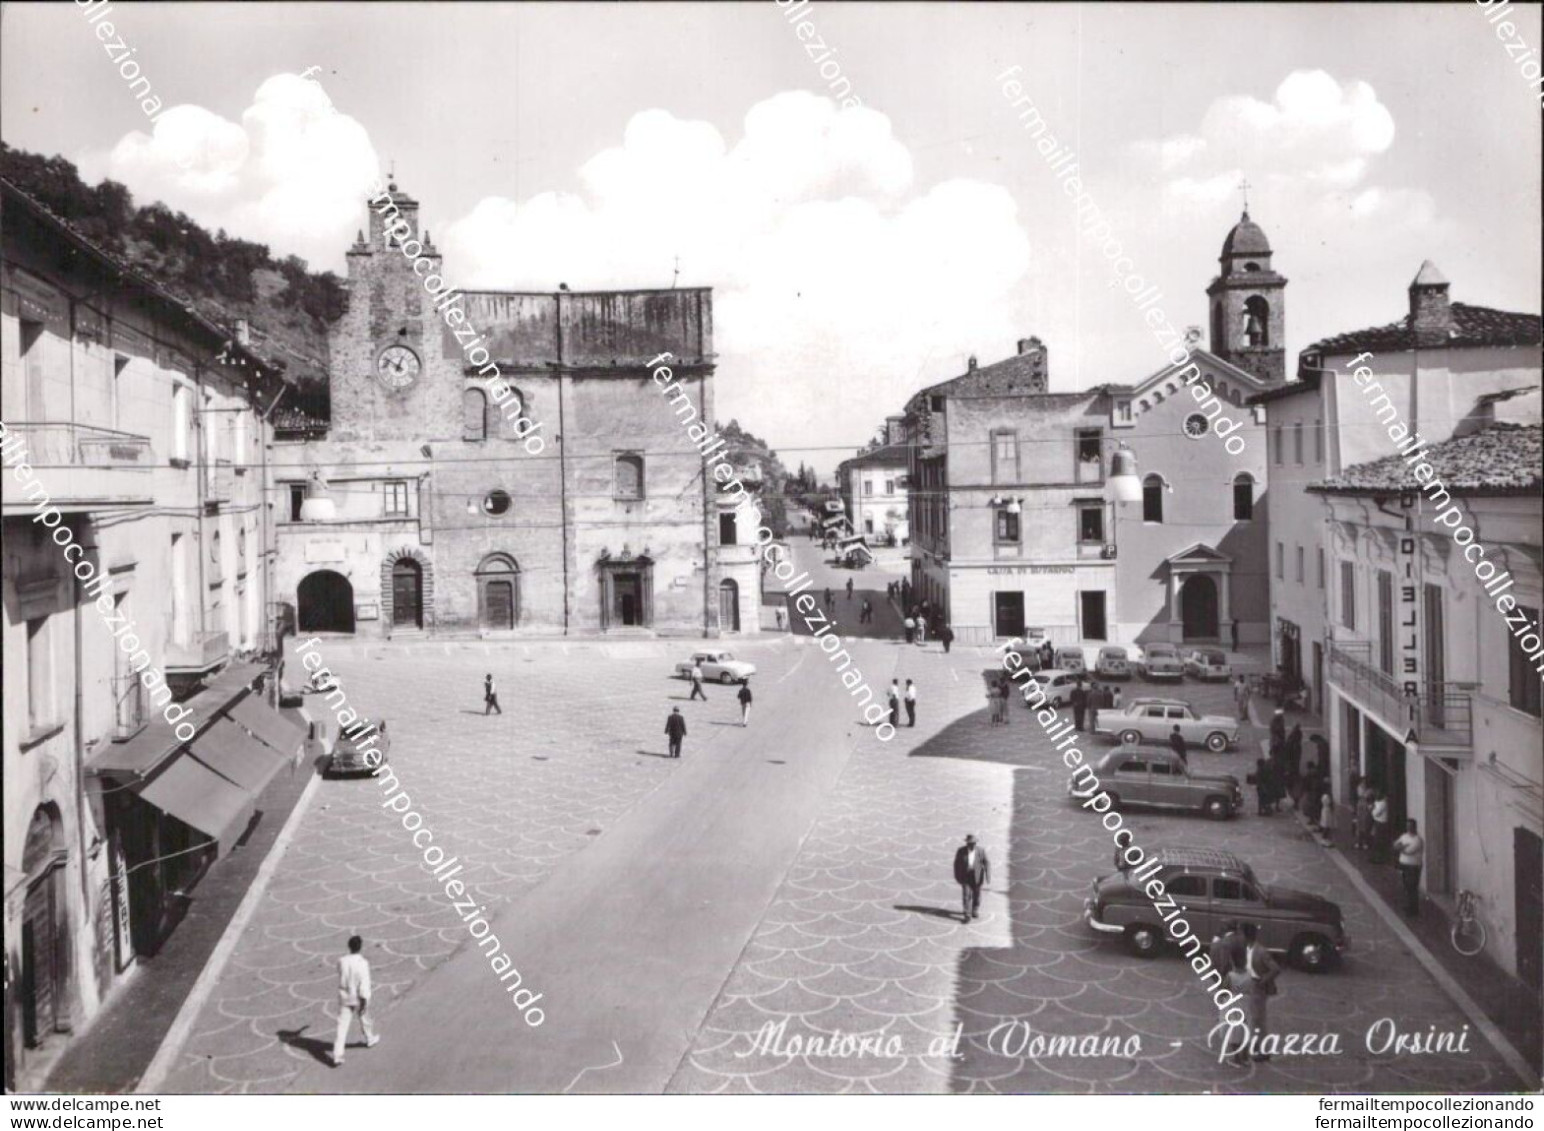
xmin=675 ymin=649 xmax=756 ymax=684
xmin=1054 ymin=646 xmax=1087 ymax=674
xmin=1135 ymin=643 xmax=1185 ymax=681
xmin=1067 ymin=748 xmax=1242 ymax=818
xmin=1021 ymin=668 xmax=1083 ymax=708
xmin=1183 ymin=648 xmax=1232 ymax=681
xmin=1083 ymin=846 xmax=1347 ymax=970
xmin=328 ymin=719 xmax=389 ymax=776
xmin=1095 ymin=646 xmax=1132 ymax=679
xmin=1096 ymin=698 xmax=1238 ymax=751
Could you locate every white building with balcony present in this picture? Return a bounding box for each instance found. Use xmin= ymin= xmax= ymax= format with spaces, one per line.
xmin=1 ymin=179 xmax=298 ymax=1086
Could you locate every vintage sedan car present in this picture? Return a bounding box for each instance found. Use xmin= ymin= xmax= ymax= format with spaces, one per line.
xmin=1083 ymin=846 xmax=1347 ymax=970
xmin=1021 ymin=668 xmax=1083 ymax=708
xmin=675 ymin=649 xmax=757 ymax=684
xmin=328 ymin=719 xmax=390 ymax=776
xmin=1183 ymin=648 xmax=1233 ymax=681
xmin=1135 ymin=643 xmax=1185 ymax=681
xmin=1095 ymin=646 xmax=1132 ymax=679
xmin=1096 ymin=698 xmax=1238 ymax=751
xmin=1067 ymin=748 xmax=1242 ymax=819
xmin=1054 ymin=646 xmax=1087 ymax=674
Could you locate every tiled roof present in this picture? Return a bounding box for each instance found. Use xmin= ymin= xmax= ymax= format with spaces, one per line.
xmin=1308 ymin=302 xmax=1542 ymax=354
xmin=1246 ymin=371 xmax=1321 ymax=406
xmin=913 ymin=352 xmax=1059 ymax=401
xmin=839 ymin=443 xmax=909 ymax=470
xmin=1309 ymin=423 xmax=1542 ymax=496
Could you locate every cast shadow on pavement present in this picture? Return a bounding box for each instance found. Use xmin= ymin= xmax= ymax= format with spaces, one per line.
xmin=276 ymin=1024 xmax=333 ymax=1066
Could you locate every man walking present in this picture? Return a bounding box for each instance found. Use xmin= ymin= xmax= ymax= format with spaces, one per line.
xmin=1394 ymin=818 xmax=1425 ymax=916
xmin=1070 ymin=680 xmax=1088 ymax=732
xmin=1239 ymin=923 xmax=1280 ymax=1063
xmin=331 ymin=935 xmax=380 ymax=1067
xmin=904 ymin=679 xmax=917 ymax=727
xmin=1370 ymin=790 xmax=1391 ymax=862
xmin=737 ymin=680 xmax=753 ymax=727
xmin=1234 ymin=676 xmax=1251 ymax=723
xmin=846 ymin=578 xmax=854 ymax=601
xmin=483 ymin=673 xmax=502 ymax=716
xmin=903 ymin=615 xmax=915 ymax=645
xmin=887 ymin=679 xmax=902 ymax=727
xmin=1168 ymin=724 xmax=1189 ymax=767
xmin=940 ymin=624 xmax=954 ymax=654
xmin=1088 ymin=683 xmax=1102 ymax=734
xmin=665 ymin=706 xmax=687 ymax=758
xmin=824 ymin=587 xmax=835 ymax=612
xmin=689 ymin=660 xmax=708 ymax=701
xmin=953 ymin=834 xmax=990 ymax=922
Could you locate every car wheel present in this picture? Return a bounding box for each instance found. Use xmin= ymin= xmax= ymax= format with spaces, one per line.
xmin=1204 ymin=796 xmax=1231 ymax=820
xmin=1104 ymin=791 xmax=1121 ymax=810
xmin=1126 ymin=923 xmax=1162 ymax=957
xmin=719 ymin=671 xmax=735 ymax=685
xmin=1119 ymin=729 xmax=1142 ymax=746
xmin=1205 ymin=731 xmax=1229 ymax=753
xmin=1291 ymin=934 xmax=1335 ymax=972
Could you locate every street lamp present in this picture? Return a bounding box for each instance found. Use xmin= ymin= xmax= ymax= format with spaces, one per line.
xmin=299 ymin=469 xmax=337 ymax=521
xmin=1105 ymin=442 xmax=1142 ymax=504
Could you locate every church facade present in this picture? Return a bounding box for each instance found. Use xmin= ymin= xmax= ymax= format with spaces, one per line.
xmin=273 ymin=182 xmax=757 ymax=638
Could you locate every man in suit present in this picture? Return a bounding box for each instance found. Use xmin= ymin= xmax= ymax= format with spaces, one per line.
xmin=1168 ymin=724 xmax=1189 ymax=767
xmin=689 ymin=661 xmax=707 ymax=701
xmin=904 ymin=679 xmax=918 ymax=727
xmin=1070 ymin=680 xmax=1089 ymax=732
xmin=1239 ymin=922 xmax=1281 ymax=1064
xmin=483 ymin=673 xmax=502 ymax=716
xmin=953 ymin=834 xmax=990 ymax=922
xmin=665 ymin=707 xmax=687 ymax=758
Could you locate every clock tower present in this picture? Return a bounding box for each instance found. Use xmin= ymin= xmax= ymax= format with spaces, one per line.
xmin=327 ymin=181 xmax=453 ymax=441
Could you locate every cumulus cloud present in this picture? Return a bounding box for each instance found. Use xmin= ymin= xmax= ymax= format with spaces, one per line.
xmin=443 ymin=92 xmax=1032 ymax=461
xmin=80 ymin=74 xmax=380 ymax=267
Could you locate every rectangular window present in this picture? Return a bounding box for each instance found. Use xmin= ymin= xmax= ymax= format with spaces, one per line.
xmin=1116 ymin=401 xmax=1132 ymax=423
xmin=1509 ymin=604 xmax=1542 ymax=716
xmin=1275 ymin=541 xmax=1284 ymax=580
xmin=384 ymin=480 xmax=409 ymax=517
xmin=1340 ymin=561 xmax=1356 ymax=630
xmin=1077 ymin=503 xmax=1105 ymax=544
xmin=1294 ymin=421 xmax=1304 ymax=464
xmin=1295 ymin=545 xmax=1305 ymax=584
xmin=1273 ymin=426 xmax=1283 ymax=466
xmin=112 ymin=353 xmax=130 ymax=431
xmin=1075 ymin=428 xmax=1103 ymax=480
xmin=171 ymin=383 xmax=191 ymax=463
xmin=21 ymin=319 xmax=46 ymax=418
xmin=995 ymin=508 xmax=1020 ymax=544
xmin=884 ymin=479 xmax=894 ymax=495
xmin=1314 ymin=418 xmax=1324 ymax=463
xmin=719 ymin=512 xmax=738 ymax=545
xmin=992 ymin=430 xmax=1019 ymax=484
xmin=1377 ymin=571 xmax=1394 ymax=675
xmin=287 ymin=483 xmax=306 ymax=522
xmin=1233 ymin=477 xmax=1254 ymax=521
xmin=863 ymin=480 xmax=873 ymax=496
xmin=1317 ymin=548 xmax=1326 ymax=590
xmin=614 ymin=454 xmax=644 ymax=500
xmin=26 ymin=616 xmax=53 ymax=730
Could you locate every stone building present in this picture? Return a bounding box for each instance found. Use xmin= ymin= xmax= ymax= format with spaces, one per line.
xmin=837 ymin=441 xmax=910 ymax=545
xmin=274 ymin=182 xmax=754 ymax=638
xmin=2 ymin=180 xmax=298 ymax=1087
xmin=904 ymin=214 xmax=1279 ymax=648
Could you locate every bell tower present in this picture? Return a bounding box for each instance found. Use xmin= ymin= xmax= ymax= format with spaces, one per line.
xmin=1205 ymin=209 xmax=1287 ymax=385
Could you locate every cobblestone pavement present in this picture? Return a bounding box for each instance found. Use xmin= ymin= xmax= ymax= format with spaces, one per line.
xmin=162 ymin=635 xmax=793 ymax=1092
xmin=670 ymin=645 xmax=1526 ymax=1094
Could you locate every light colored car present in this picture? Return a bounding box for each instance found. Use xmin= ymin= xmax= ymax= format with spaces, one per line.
xmin=1136 ymin=643 xmax=1185 ymax=681
xmin=1095 ymin=646 xmax=1132 ymax=679
xmin=1054 ymin=646 xmax=1087 ymax=674
xmin=1183 ymin=648 xmax=1232 ymax=681
xmin=675 ymin=649 xmax=756 ymax=684
xmin=1096 ymin=698 xmax=1238 ymax=752
xmin=1066 ymin=748 xmax=1242 ymax=819
xmin=1021 ymin=668 xmax=1083 ymax=708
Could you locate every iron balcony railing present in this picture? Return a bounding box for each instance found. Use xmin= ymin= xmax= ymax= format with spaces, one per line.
xmin=7 ymin=422 xmax=153 ymax=468
xmin=1327 ymin=639 xmax=1474 ymax=749
xmin=111 ymin=673 xmax=147 ymax=741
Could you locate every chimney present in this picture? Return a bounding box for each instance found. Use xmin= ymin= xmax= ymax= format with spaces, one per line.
xmin=1017 ymin=337 xmax=1040 ymax=355
xmin=967 ymin=355 xmax=977 ymax=371
xmin=234 ymin=318 xmax=251 ymax=346
xmin=1409 ymin=260 xmax=1453 ymax=339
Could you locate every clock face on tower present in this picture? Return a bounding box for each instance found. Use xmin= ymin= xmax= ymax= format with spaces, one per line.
xmin=376 ymin=344 xmax=421 ymax=389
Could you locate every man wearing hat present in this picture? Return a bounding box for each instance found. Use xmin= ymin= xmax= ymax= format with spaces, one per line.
xmin=952 ymin=834 xmax=991 ymax=923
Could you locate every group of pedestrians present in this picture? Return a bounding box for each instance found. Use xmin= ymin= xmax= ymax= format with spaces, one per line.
xmin=1068 ymin=679 xmax=1120 ymax=733
xmin=664 ymin=662 xmax=755 ymax=758
xmin=1208 ymin=921 xmax=1281 ymax=1066
xmin=885 ymin=678 xmax=919 ymax=727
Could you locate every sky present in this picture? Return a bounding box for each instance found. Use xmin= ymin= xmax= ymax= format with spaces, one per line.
xmin=3 ymin=2 xmax=1540 ymax=475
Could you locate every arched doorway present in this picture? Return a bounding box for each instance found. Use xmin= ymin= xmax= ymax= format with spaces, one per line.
xmin=1181 ymin=574 xmax=1220 ymax=640
xmin=476 ymin=554 xmax=520 ymax=630
xmin=391 ymin=559 xmax=423 ymax=629
xmin=297 ymin=570 xmax=355 ymax=633
xmin=19 ymin=806 xmax=67 ymax=1052
xmin=718 ymin=578 xmax=740 ymax=632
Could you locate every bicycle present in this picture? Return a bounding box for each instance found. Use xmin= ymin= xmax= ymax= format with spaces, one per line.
xmin=1450 ymin=889 xmax=1487 ymax=956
